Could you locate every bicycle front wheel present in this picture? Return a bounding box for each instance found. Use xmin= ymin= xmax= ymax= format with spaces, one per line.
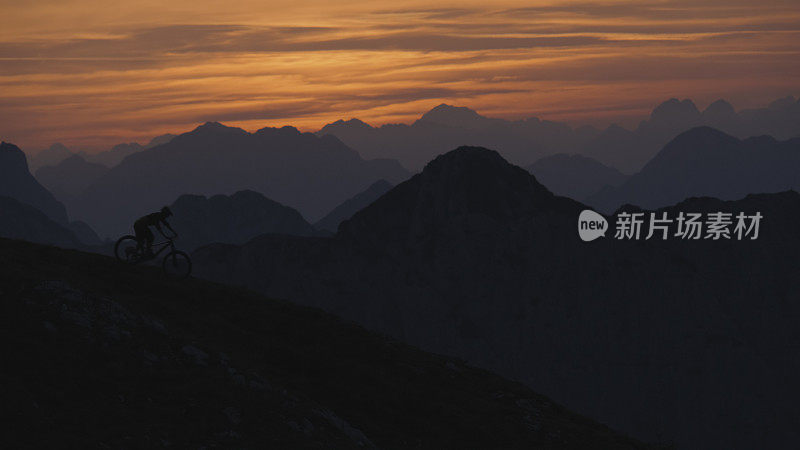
xmin=163 ymin=250 xmax=192 ymax=279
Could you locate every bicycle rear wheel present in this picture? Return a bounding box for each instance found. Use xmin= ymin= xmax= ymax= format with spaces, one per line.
xmin=163 ymin=250 xmax=192 ymax=279
xmin=114 ymin=235 xmax=141 ymax=263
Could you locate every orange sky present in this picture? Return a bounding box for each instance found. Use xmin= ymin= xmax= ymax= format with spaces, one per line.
xmin=1 ymin=0 xmax=799 ymax=152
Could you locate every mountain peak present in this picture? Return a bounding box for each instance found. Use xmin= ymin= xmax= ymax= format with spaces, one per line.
xmin=59 ymin=153 xmax=88 ymax=165
xmin=48 ymin=142 xmax=71 ymax=152
xmin=650 ymin=98 xmax=701 ymax=122
xmin=0 ymin=141 xmax=29 ymax=171
xmin=423 ymin=146 xmax=511 ymax=171
xmin=632 ymin=126 xmax=741 ymax=182
xmin=342 ymin=118 xmax=372 ymax=129
xmin=33 ymin=142 xmax=74 ymax=160
xmin=414 ymin=146 xmax=565 ymax=209
xmin=768 ymin=95 xmax=797 ymax=111
xmin=654 ymin=127 xmax=738 ymax=156
xmin=704 ymin=99 xmax=735 ymax=114
xmin=702 ymin=99 xmax=737 ymax=124
xmin=191 ymin=121 xmax=249 ymax=136
xmin=418 ymin=104 xmax=487 ymax=127
xmin=318 ymin=118 xmax=374 ymax=135
xmin=0 ymin=141 xmax=69 ymax=224
xmin=339 ymin=146 xmax=582 ymax=243
xmin=255 ymin=125 xmax=301 ymax=136
xmin=145 ymin=133 xmax=176 ymax=149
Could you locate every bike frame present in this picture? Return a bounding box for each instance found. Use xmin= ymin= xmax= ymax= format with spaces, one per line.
xmin=149 ymin=239 xmax=175 ymax=258
xmin=140 ymin=230 xmax=178 ymax=260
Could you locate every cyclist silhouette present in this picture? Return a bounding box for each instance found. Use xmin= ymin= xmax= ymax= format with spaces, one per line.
xmin=134 ymin=206 xmax=176 ymax=258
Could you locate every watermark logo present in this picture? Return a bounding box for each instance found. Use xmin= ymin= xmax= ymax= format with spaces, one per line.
xmin=577 ymin=210 xmax=763 ymax=241
xmin=578 ymin=209 xmax=608 ymax=241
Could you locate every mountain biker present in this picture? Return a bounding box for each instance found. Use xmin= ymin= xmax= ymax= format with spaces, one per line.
xmin=134 ymin=206 xmax=176 ymax=258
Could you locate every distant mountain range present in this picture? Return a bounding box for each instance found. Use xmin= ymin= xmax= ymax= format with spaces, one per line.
xmin=69 ymin=122 xmax=409 ymax=237
xmin=79 ymin=134 xmax=176 ymax=167
xmin=0 ymin=142 xmax=103 ymax=247
xmin=0 ymin=196 xmax=84 ymax=248
xmin=317 ymin=105 xmax=581 ymax=171
xmin=1 ymin=142 xmax=68 ymax=224
xmin=314 ymin=179 xmax=393 ymax=233
xmin=27 ymin=143 xmax=74 ymax=172
xmin=317 ymin=96 xmax=800 ymax=173
xmin=587 ymin=127 xmax=800 ymax=213
xmin=527 ymin=154 xmax=627 ymax=201
xmin=36 ymin=154 xmax=109 ymax=205
xmin=28 ymin=134 xmax=176 ymax=172
xmin=8 ymin=95 xmax=800 ymax=249
xmin=168 ymin=190 xmax=315 ymax=252
xmin=193 ymin=146 xmax=800 ymax=450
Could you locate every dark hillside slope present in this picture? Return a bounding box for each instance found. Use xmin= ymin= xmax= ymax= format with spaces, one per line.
xmin=193 ymin=146 xmax=800 ymax=449
xmin=0 ymin=238 xmax=646 ymax=449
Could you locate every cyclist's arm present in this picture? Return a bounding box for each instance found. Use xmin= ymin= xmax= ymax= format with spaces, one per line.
xmin=161 ymin=219 xmax=176 ymax=235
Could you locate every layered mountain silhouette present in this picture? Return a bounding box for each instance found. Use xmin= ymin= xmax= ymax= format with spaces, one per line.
xmin=317 ymin=96 xmax=800 ymax=173
xmin=318 ymin=105 xmax=581 ymax=170
xmin=78 ymin=133 xmax=176 ymax=167
xmin=587 ymin=127 xmax=800 ymax=213
xmin=168 ymin=190 xmax=315 ymax=252
xmin=577 ymin=124 xmax=644 ymax=174
xmin=28 ymin=142 xmax=74 ymax=172
xmin=69 ymin=122 xmax=409 ymax=237
xmin=193 ymin=146 xmax=800 ymax=450
xmin=527 ymin=154 xmax=627 ymax=201
xmin=2 ymin=237 xmax=648 ymax=449
xmin=27 ymin=134 xmax=175 ymax=183
xmin=35 ymin=154 xmax=109 ymax=205
xmin=0 ymin=196 xmax=84 ymax=248
xmin=0 ymin=142 xmax=68 ymax=224
xmin=314 ymin=179 xmax=393 ymax=233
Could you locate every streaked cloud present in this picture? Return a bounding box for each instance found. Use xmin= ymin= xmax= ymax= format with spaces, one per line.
xmin=0 ymin=0 xmax=798 ymax=151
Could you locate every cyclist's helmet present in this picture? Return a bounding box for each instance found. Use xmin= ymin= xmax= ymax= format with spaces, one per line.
xmin=161 ymin=206 xmax=173 ymax=217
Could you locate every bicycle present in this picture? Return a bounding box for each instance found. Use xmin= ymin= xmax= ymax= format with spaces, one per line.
xmin=114 ymin=231 xmax=192 ymax=279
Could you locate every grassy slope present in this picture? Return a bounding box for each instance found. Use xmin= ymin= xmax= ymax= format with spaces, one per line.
xmin=0 ymin=237 xmax=649 ymax=449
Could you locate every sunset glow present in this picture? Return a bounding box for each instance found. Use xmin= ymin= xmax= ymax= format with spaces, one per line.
xmin=1 ymin=0 xmax=799 ymax=151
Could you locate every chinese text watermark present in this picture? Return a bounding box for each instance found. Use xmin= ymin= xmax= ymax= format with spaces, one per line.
xmin=579 ymin=210 xmax=762 ymax=241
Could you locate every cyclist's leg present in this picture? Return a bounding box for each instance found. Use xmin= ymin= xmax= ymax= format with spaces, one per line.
xmin=144 ymin=228 xmax=154 ymax=256
xmin=134 ymin=223 xmax=147 ymax=251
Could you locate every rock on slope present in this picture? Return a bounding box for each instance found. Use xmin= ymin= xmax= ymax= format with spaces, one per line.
xmin=0 ymin=237 xmax=647 ymax=449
